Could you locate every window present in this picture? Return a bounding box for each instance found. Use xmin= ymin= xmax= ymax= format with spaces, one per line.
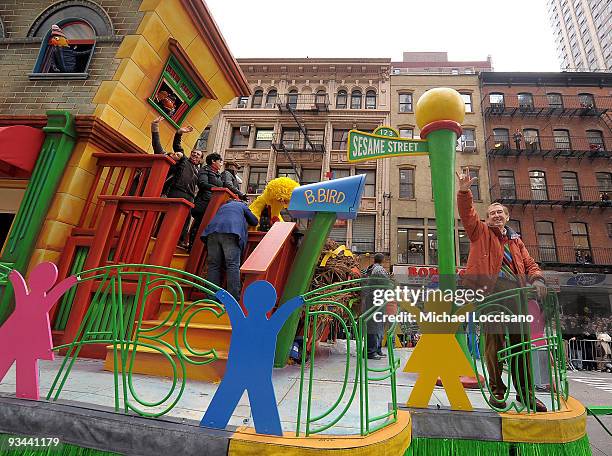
xmin=607 ymin=223 xmax=612 ymax=238
xmin=301 ymin=169 xmax=320 ymax=185
xmin=237 ymin=96 xmax=249 ymax=108
xmin=578 ymin=93 xmax=595 ymax=108
xmin=148 ymin=54 xmax=204 ymax=128
xmin=399 ymin=168 xmax=415 ymax=199
xmin=570 ymin=222 xmax=592 ymax=263
xmin=536 ymin=221 xmax=557 ymax=262
xmin=507 ymin=219 xmax=521 ymax=236
xmin=586 ymin=130 xmax=604 ymax=151
xmin=465 ymin=168 xmax=480 ymax=200
xmin=397 ymin=227 xmax=425 ymax=264
xmin=352 ymin=215 xmax=375 ymax=253
xmin=33 ymin=20 xmax=96 ymax=75
xmin=459 ymin=128 xmax=475 ymax=150
xmin=518 ymin=92 xmax=534 ymax=109
xmin=523 ymin=129 xmax=540 ymax=151
xmin=365 ymin=90 xmax=377 ymax=109
xmin=547 ymin=93 xmax=563 ymax=108
xmin=351 ymin=90 xmax=362 ymax=109
xmin=489 ymin=93 xmax=505 ymax=108
xmin=493 ymin=128 xmax=510 ymax=149
xmin=329 ymin=169 xmax=350 ymax=180
xmin=287 ymin=89 xmax=298 ymax=109
xmin=252 ymin=89 xmax=263 ymax=108
xmin=195 ymin=127 xmax=210 ymax=150
xmin=336 ymin=90 xmax=347 ymax=109
xmin=265 ymin=89 xmax=277 ymax=107
xmin=399 ymin=128 xmax=413 ymax=138
xmin=553 ymin=129 xmax=571 ymax=150
xmin=460 ymin=93 xmax=473 ymax=112
xmin=356 ymin=168 xmax=376 ymax=197
xmin=306 ymin=129 xmax=324 ymax=150
xmin=529 ymin=170 xmax=548 ymax=200
xmin=561 ymin=171 xmax=581 ymax=200
xmin=315 ymin=89 xmax=327 ymax=106
xmin=332 ymin=129 xmax=349 ymax=150
xmin=498 ymin=170 xmax=516 ymax=199
xmin=277 ymin=167 xmax=298 ymax=182
xmin=247 ymin=167 xmax=267 ymax=194
xmin=457 ymin=229 xmax=470 ymax=266
xmin=596 ymin=172 xmax=611 ymax=199
xmin=254 ymin=128 xmax=273 ymax=149
xmin=399 ymin=93 xmax=413 ymax=112
xmin=230 ymin=127 xmax=250 ymax=148
xmin=281 ymin=128 xmax=301 ymax=150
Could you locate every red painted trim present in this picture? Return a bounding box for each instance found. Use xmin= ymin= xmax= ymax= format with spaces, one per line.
xmin=0 ymin=126 xmax=45 ymax=177
xmin=168 ymin=38 xmax=217 ymax=100
xmin=420 ymin=120 xmax=462 ymax=139
xmin=240 ymin=222 xmax=297 ymax=273
xmin=179 ymin=0 xmax=251 ymax=96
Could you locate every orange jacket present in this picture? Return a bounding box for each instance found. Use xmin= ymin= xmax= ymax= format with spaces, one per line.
xmin=457 ymin=190 xmax=543 ymax=292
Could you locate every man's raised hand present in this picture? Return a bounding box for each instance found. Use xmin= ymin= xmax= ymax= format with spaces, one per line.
xmin=178 ymin=125 xmax=194 ymax=134
xmin=151 ymin=115 xmax=164 ymax=125
xmin=456 ymin=168 xmax=477 ymax=192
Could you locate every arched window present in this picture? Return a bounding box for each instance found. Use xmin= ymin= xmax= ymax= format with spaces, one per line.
xmin=315 ymin=89 xmax=327 ymax=106
xmin=33 ymin=20 xmax=96 ymax=74
xmin=265 ymin=89 xmax=277 ymax=107
xmin=350 ymin=90 xmax=362 ymax=109
xmin=536 ymin=221 xmax=557 ymax=262
xmin=287 ymin=89 xmax=298 ymax=109
xmin=251 ymin=89 xmax=263 ymax=108
xmin=28 ymin=0 xmax=113 ymax=76
xmin=336 ymin=90 xmax=347 ymax=109
xmin=365 ymin=90 xmax=376 ymax=109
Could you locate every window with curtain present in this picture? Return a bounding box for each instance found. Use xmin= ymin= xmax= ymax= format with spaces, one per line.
xmin=351 ymin=90 xmax=362 ymax=109
xmin=399 ymin=168 xmax=415 ymax=199
xmin=536 ymin=221 xmax=557 ymax=262
xmin=254 ymin=128 xmax=273 ymax=149
xmin=529 ymin=170 xmax=548 ymax=200
xmin=332 ymin=129 xmax=349 ymax=150
xmin=553 ymin=129 xmax=571 ymax=150
xmin=399 ymin=93 xmax=413 ymax=112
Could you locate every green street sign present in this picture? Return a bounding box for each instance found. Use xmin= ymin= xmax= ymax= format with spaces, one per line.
xmin=347 ymin=128 xmax=429 ymax=162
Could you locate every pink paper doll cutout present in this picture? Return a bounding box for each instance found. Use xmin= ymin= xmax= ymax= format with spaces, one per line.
xmin=0 ymin=262 xmax=77 ymax=400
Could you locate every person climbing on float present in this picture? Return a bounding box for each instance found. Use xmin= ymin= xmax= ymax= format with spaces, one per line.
xmin=249 ymin=177 xmax=299 ymax=231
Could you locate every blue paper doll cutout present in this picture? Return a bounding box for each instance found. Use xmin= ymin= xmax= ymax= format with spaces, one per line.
xmin=200 ymin=280 xmax=305 ymax=436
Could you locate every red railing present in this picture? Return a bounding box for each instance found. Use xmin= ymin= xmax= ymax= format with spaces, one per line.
xmin=60 ymin=196 xmax=192 ymax=354
xmin=79 ymin=153 xmax=174 ymax=230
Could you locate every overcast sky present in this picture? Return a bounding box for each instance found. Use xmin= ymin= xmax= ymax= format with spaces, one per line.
xmin=206 ymin=0 xmax=561 ymax=72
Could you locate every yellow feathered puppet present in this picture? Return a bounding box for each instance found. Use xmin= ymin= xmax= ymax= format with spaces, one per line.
xmin=249 ymin=177 xmax=299 ymax=231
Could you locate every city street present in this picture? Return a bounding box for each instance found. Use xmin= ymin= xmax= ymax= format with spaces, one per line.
xmin=567 ymin=370 xmax=612 ymax=455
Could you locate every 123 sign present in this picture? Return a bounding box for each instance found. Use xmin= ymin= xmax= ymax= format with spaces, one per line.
xmin=347 ymin=127 xmax=429 ymax=162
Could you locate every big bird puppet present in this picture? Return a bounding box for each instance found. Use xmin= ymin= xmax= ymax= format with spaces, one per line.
xmin=249 ymin=177 xmax=299 ymax=231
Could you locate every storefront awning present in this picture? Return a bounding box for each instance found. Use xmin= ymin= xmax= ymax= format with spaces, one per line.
xmin=0 ymin=126 xmax=46 ymax=178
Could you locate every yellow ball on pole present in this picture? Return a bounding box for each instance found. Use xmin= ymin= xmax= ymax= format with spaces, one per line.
xmin=415 ymin=87 xmax=465 ymax=130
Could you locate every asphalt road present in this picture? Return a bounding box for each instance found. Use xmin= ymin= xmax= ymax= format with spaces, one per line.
xmin=567 ymin=369 xmax=612 ymax=456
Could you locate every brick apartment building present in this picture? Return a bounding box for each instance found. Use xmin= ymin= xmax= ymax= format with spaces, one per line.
xmin=480 ymin=71 xmax=612 ymax=316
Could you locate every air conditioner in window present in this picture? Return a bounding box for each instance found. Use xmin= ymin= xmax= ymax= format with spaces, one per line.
xmin=264 ymin=102 xmax=275 ymax=108
xmin=237 ymin=101 xmax=247 ymax=108
xmin=462 ymin=140 xmax=477 ymax=152
xmin=239 ymin=125 xmax=250 ymax=136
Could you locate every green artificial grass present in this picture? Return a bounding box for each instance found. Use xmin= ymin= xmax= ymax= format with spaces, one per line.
xmin=0 ymin=434 xmax=122 ymax=456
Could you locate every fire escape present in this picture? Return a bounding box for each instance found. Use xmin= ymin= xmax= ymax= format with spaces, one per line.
xmin=271 ymin=93 xmax=329 ymax=182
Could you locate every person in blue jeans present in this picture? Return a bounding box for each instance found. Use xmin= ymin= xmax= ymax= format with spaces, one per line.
xmin=201 ymin=199 xmax=258 ymax=300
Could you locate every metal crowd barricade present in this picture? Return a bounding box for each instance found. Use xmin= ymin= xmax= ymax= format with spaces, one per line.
xmin=567 ymin=338 xmax=612 ymax=371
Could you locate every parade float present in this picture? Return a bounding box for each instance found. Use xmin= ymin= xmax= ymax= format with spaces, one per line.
xmin=0 ymin=85 xmax=596 ymax=455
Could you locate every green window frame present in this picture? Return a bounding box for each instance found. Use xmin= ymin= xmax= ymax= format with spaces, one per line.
xmin=148 ymin=56 xmax=202 ymax=129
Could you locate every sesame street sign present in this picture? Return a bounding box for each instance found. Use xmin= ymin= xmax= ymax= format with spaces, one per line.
xmin=347 ymin=126 xmax=429 ymax=162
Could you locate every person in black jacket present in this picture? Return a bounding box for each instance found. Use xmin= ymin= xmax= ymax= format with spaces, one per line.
xmin=188 ymin=153 xmax=223 ymax=249
xmin=151 ymin=116 xmax=203 ymax=245
xmin=222 ymin=161 xmax=247 ymax=201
